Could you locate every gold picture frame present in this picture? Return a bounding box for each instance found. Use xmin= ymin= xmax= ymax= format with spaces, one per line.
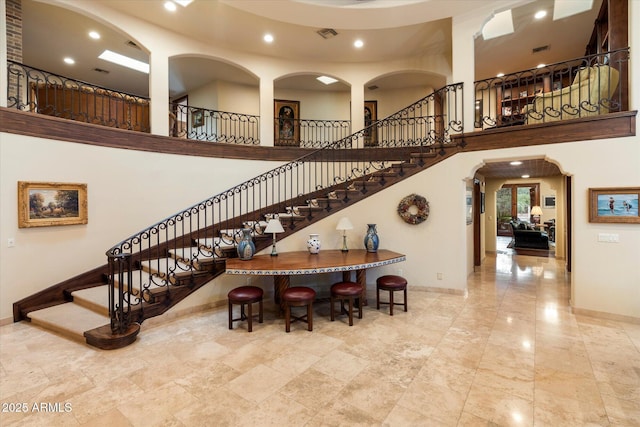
xmin=192 ymin=109 xmax=204 ymax=128
xmin=274 ymin=99 xmax=300 ymax=146
xmin=364 ymin=100 xmax=378 ymax=146
xmin=18 ymin=181 xmax=88 ymax=228
xmin=589 ymin=187 xmax=640 ymax=224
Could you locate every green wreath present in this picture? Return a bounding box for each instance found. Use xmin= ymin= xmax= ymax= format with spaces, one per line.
xmin=397 ymin=194 xmax=429 ymax=225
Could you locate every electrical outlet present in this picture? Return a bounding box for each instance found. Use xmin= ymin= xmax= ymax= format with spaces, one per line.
xmin=7 ymin=238 xmax=15 ymax=248
xmin=437 ymin=272 xmax=443 ymax=280
xmin=398 ymin=268 xmax=403 ymax=276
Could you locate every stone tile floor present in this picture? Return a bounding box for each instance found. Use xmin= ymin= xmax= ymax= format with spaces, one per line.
xmin=1 ymin=245 xmax=639 ymax=426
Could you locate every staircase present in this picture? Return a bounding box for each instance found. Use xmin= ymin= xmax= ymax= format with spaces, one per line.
xmin=14 ymin=84 xmax=465 ymax=349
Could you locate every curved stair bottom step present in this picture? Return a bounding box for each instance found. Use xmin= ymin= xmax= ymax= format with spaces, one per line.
xmin=28 ymin=303 xmax=110 ymax=344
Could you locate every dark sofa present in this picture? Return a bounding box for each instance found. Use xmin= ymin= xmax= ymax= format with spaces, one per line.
xmin=510 ymin=220 xmax=549 ymax=250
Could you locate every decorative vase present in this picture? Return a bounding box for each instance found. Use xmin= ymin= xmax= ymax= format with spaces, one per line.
xmin=236 ymin=228 xmax=256 ymax=260
xmin=364 ymin=224 xmax=379 ymax=252
xmin=307 ymin=233 xmax=321 ymax=254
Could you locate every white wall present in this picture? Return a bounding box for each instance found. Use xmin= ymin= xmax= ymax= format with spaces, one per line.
xmin=0 ymin=132 xmax=280 ymax=321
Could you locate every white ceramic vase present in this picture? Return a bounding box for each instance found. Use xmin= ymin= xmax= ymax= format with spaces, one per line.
xmin=307 ymin=234 xmax=321 ymax=254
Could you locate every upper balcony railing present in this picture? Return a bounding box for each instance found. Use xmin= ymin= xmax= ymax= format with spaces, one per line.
xmin=474 ymin=49 xmax=629 ymax=130
xmin=7 ymin=61 xmax=151 ymax=132
xmin=170 ymin=102 xmax=260 ymax=144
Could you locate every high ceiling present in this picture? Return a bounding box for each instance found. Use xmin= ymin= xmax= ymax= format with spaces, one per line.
xmin=476 ymin=158 xmax=563 ymax=180
xmin=21 ymin=0 xmax=600 ymax=98
xmin=18 ymin=0 xmax=597 ymax=180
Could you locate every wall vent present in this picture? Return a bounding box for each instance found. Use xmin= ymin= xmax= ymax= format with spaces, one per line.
xmin=93 ymin=68 xmax=110 ymax=74
xmin=367 ymin=85 xmax=379 ymax=91
xmin=126 ymin=40 xmax=141 ymax=49
xmin=532 ymin=45 xmax=550 ymax=54
xmin=317 ymin=28 xmax=338 ymax=39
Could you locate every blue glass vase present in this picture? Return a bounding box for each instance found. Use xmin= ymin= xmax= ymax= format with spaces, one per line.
xmin=364 ymin=224 xmax=379 ymax=253
xmin=236 ymin=228 xmax=256 ymax=260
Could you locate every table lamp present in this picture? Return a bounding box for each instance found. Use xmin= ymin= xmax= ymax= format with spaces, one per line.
xmin=531 ymin=205 xmax=543 ymax=224
xmin=264 ymin=218 xmax=285 ymax=256
xmin=336 ymin=217 xmax=354 ymax=252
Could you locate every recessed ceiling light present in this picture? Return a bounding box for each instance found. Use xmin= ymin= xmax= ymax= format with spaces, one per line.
xmin=164 ymin=1 xmax=177 ymax=12
xmin=263 ymin=34 xmax=274 ymax=43
xmin=98 ymin=50 xmax=149 ymax=74
xmin=537 ymin=63 xmax=546 ymax=68
xmin=510 ymin=161 xmax=522 ymax=165
xmin=521 ymin=174 xmax=530 ymax=179
xmin=497 ymin=72 xmax=505 ymax=78
xmin=174 ymin=0 xmax=193 ymax=6
xmin=354 ymin=39 xmax=364 ymax=48
xmin=63 ymin=57 xmax=75 ymax=65
xmin=88 ymin=31 xmax=100 ymax=40
xmin=534 ymin=10 xmax=547 ymax=19
xmin=317 ymin=75 xmax=338 ymax=85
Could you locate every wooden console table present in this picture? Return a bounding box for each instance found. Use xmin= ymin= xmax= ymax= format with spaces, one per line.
xmin=225 ymin=249 xmax=406 ymax=312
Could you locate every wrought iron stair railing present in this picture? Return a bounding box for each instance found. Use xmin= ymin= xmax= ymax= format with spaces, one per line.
xmin=104 ymin=82 xmax=464 ymax=336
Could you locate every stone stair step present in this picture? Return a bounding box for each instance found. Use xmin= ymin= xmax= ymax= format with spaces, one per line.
xmin=168 ymin=246 xmax=221 ymax=269
xmin=71 ymin=286 xmax=109 ymax=315
xmin=196 ymin=237 xmax=235 ymax=254
xmin=140 ymin=257 xmax=196 ymax=283
xmin=28 ymin=303 xmax=110 ymax=343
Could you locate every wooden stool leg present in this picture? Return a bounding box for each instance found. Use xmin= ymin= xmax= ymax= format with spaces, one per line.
xmin=285 ymin=303 xmax=291 ymax=333
xmin=347 ymin=297 xmax=354 ymax=326
xmin=389 ymin=290 xmax=395 ymax=316
xmin=403 ymin=287 xmax=408 ymax=312
xmin=247 ymin=302 xmax=253 ymax=332
xmin=307 ymin=303 xmax=313 ymax=331
xmin=357 ymin=296 xmax=363 ymax=319
xmin=228 ymin=300 xmax=233 ymax=329
xmin=376 ymin=286 xmax=380 ymax=310
xmin=330 ymin=296 xmax=335 ymax=321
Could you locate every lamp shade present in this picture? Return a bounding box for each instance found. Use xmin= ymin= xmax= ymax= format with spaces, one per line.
xmin=264 ymin=218 xmax=284 ymax=234
xmin=531 ymin=206 xmax=543 ymax=216
xmin=336 ymin=217 xmax=353 ymax=231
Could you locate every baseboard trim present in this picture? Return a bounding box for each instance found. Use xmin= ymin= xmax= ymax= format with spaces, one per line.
xmin=0 ymin=317 xmax=13 ymax=327
xmin=572 ymin=306 xmax=640 ymax=325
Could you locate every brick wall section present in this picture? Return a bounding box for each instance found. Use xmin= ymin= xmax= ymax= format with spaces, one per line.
xmin=6 ymin=0 xmax=23 ymax=62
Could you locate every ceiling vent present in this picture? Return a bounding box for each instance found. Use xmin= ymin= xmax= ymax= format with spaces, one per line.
xmin=126 ymin=40 xmax=141 ymax=50
xmin=532 ymin=45 xmax=550 ymax=54
xmin=93 ymin=68 xmax=110 ymax=74
xmin=317 ymin=28 xmax=338 ymax=39
xmin=367 ymin=85 xmax=379 ymax=91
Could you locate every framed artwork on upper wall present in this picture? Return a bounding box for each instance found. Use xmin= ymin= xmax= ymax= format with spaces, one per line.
xmin=192 ymin=109 xmax=204 ymax=128
xmin=589 ymin=187 xmax=640 ymax=223
xmin=364 ymin=100 xmax=378 ymax=146
xmin=18 ymin=181 xmax=88 ymax=228
xmin=274 ymin=99 xmax=300 ymax=146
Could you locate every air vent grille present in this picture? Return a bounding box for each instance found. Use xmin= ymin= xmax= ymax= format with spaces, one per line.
xmin=317 ymin=28 xmax=338 ymax=39
xmin=93 ymin=68 xmax=110 ymax=74
xmin=367 ymin=85 xmax=379 ymax=91
xmin=127 ymin=40 xmax=141 ymax=49
xmin=532 ymin=45 xmax=550 ymax=54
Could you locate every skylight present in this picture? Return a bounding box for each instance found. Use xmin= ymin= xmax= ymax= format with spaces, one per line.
xmin=98 ymin=50 xmax=149 ymax=74
xmin=317 ymin=76 xmax=338 ymax=85
xmin=482 ymin=9 xmax=514 ymax=40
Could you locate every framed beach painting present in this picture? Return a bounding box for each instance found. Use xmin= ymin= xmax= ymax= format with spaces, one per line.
xmin=589 ymin=187 xmax=640 ymax=224
xmin=18 ymin=181 xmax=88 ymax=228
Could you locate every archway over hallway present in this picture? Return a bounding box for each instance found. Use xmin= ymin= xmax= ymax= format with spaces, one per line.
xmin=472 ymin=157 xmax=569 ymax=266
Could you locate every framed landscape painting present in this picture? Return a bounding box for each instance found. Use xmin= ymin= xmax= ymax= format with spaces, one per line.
xmin=589 ymin=187 xmax=640 ymax=224
xmin=18 ymin=181 xmax=88 ymax=228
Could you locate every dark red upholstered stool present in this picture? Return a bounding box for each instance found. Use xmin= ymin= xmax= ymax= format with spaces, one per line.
xmin=330 ymin=281 xmax=364 ymax=326
xmin=228 ymin=286 xmax=263 ymax=332
xmin=282 ymin=286 xmax=316 ymax=332
xmin=376 ymin=275 xmax=407 ymax=316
